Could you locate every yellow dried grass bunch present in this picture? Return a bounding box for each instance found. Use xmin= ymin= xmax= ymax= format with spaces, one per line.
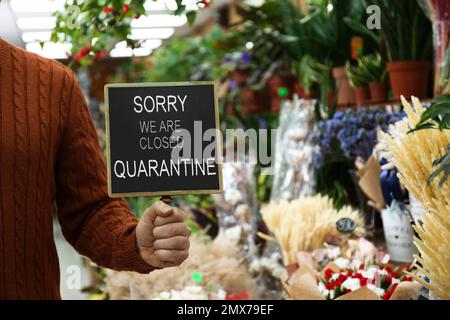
xmin=261 ymin=194 xmax=364 ymax=265
xmin=380 ymin=96 xmax=450 ymax=300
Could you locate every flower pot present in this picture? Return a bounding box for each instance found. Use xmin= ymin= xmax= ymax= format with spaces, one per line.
xmin=386 ymin=60 xmax=431 ymax=100
xmin=369 ymin=82 xmax=389 ymax=103
xmin=332 ymin=66 xmax=355 ymax=107
xmin=354 ymin=86 xmax=370 ymax=106
xmin=381 ymin=203 xmax=417 ymax=263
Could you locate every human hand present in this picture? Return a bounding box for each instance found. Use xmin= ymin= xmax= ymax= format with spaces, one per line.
xmin=136 ymin=201 xmax=190 ymax=268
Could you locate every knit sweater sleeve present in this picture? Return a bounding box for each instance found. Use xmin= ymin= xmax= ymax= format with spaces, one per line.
xmin=55 ymin=72 xmax=153 ymax=274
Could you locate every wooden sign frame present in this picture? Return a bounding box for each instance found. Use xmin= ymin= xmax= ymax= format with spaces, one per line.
xmin=104 ymin=81 xmax=223 ymax=198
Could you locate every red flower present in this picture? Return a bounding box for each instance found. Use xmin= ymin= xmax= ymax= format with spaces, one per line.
xmin=383 ymin=283 xmax=398 ymax=300
xmin=358 ymin=264 xmax=365 ymax=270
xmin=80 ymin=45 xmax=92 ymax=55
xmin=360 ymin=277 xmax=368 ymax=286
xmin=95 ymin=50 xmax=108 ymax=59
xmin=103 ymin=7 xmax=115 ymax=13
xmin=402 ymin=276 xmax=412 ymax=282
xmin=329 ymin=281 xmax=339 ymax=289
xmin=133 ymin=13 xmax=141 ymax=19
xmin=338 ymin=274 xmax=347 ymax=283
xmin=384 ymin=276 xmax=392 ymax=284
xmin=122 ymin=4 xmax=129 ymax=14
xmin=384 ymin=265 xmax=393 ymax=273
xmin=324 ymin=268 xmax=334 ymax=281
xmin=347 ymin=269 xmax=354 ymax=277
xmin=74 ymin=52 xmax=83 ymax=63
xmin=74 ymin=45 xmax=92 ymax=62
xmin=198 ymin=0 xmax=210 ymax=8
xmin=353 ymin=273 xmax=363 ymax=279
xmin=345 ymin=288 xmax=352 ymax=294
xmin=392 ymin=272 xmax=399 ymax=278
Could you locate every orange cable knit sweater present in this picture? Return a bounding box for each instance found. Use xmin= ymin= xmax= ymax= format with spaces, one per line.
xmin=0 ymin=39 xmax=152 ymax=299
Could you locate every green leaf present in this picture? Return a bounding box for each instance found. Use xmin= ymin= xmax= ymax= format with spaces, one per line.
xmin=186 ymin=11 xmax=197 ymax=26
xmin=343 ymin=17 xmax=379 ymax=43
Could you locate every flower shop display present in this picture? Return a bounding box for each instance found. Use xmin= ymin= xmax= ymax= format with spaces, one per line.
xmin=105 ymin=233 xmax=256 ymax=300
xmin=282 ymin=239 xmax=421 ymax=300
xmin=260 ymin=194 xmax=364 ymax=266
xmin=345 ymin=0 xmax=433 ymax=100
xmin=270 ymin=98 xmax=317 ymax=202
xmin=312 ymin=107 xmax=404 ymax=209
xmin=380 ymin=96 xmax=450 ymax=300
xmin=373 ymin=0 xmax=432 ymax=99
xmin=283 ymin=261 xmax=421 ymax=300
xmin=40 ymin=0 xmax=450 ymax=301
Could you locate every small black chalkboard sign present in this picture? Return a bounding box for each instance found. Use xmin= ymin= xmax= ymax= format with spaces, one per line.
xmin=336 ymin=217 xmax=357 ymax=234
xmin=104 ymin=82 xmax=222 ymax=197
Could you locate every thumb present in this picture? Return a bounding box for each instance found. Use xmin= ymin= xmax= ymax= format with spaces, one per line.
xmin=141 ymin=201 xmax=174 ymax=223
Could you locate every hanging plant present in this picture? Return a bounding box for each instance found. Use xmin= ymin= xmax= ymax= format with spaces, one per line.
xmin=51 ymin=0 xmax=210 ymax=67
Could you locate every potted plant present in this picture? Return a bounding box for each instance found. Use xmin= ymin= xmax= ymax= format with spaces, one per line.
xmin=345 ymin=0 xmax=432 ymax=100
xmin=358 ymin=54 xmax=389 ymax=103
xmin=292 ymin=55 xmax=321 ymax=99
xmin=308 ymin=0 xmax=367 ymax=107
xmin=345 ymin=61 xmax=371 ymax=105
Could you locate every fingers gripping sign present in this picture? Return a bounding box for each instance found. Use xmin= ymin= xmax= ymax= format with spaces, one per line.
xmin=136 ymin=201 xmax=191 ymax=269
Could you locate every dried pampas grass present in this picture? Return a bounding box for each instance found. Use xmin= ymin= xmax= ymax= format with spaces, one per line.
xmin=261 ymin=194 xmax=364 ymax=265
xmin=380 ymin=96 xmax=450 ymax=300
xmin=105 ymin=233 xmax=254 ymax=300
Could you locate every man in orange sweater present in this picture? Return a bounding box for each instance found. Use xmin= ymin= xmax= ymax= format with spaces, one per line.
xmin=0 ymin=38 xmax=190 ymax=299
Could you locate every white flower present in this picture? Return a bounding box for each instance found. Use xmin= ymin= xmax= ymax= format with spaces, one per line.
xmin=364 ymin=267 xmax=379 ymax=279
xmin=342 ymin=278 xmax=361 ymax=291
xmin=334 ymin=257 xmax=350 ymax=269
xmin=318 ymin=281 xmax=326 ymax=292
xmin=331 ymin=273 xmax=340 ymax=281
xmin=329 ymin=290 xmax=335 ymax=299
xmin=350 ymin=259 xmax=362 ymax=269
xmin=379 ymin=269 xmax=389 ymax=276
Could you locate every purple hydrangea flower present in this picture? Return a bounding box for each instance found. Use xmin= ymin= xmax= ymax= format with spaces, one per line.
xmin=310 ymin=108 xmax=405 ymax=168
